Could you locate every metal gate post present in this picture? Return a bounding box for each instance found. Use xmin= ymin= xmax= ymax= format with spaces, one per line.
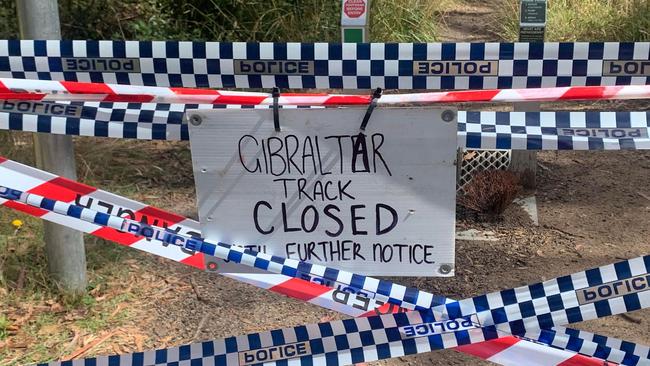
xmin=510 ymin=0 xmax=547 ymax=188
xmin=16 ymin=0 xmax=87 ymax=294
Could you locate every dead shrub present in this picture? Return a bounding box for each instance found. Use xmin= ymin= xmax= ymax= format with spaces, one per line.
xmin=459 ymin=170 xmax=521 ymax=217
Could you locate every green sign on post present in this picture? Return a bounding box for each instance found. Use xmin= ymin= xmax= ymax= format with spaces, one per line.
xmin=513 ymin=0 xmax=547 ymax=189
xmin=521 ymin=0 xmax=546 ymax=23
xmin=341 ymin=0 xmax=370 ymax=43
xmin=343 ymin=28 xmax=365 ymax=43
xmin=519 ymin=0 xmax=547 ymax=42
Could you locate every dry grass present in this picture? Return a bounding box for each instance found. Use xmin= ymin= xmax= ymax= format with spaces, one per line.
xmin=0 ymin=0 xmax=456 ymax=41
xmin=495 ymin=0 xmax=650 ymax=42
xmin=0 ymin=134 xmax=197 ymax=365
xmin=459 ymin=170 xmax=521 ymax=217
xmin=371 ymin=0 xmax=456 ymax=42
xmin=0 ymin=208 xmax=155 ymax=365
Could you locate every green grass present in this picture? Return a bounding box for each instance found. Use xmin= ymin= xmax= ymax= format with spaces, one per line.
xmin=0 ymin=203 xmax=144 ymax=365
xmin=0 ymin=0 xmax=450 ymax=41
xmin=496 ymin=0 xmax=650 ymax=41
xmin=0 ymin=314 xmax=9 ymax=340
xmin=371 ymin=0 xmax=455 ymax=42
xmin=0 ymin=201 xmax=134 ymax=297
xmin=123 ymin=0 xmax=451 ymax=42
xmin=0 ymin=135 xmax=185 ymax=365
xmin=75 ymin=293 xmax=132 ymax=333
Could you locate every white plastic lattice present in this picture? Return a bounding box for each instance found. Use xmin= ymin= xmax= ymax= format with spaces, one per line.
xmin=457 ymin=149 xmax=512 ymax=192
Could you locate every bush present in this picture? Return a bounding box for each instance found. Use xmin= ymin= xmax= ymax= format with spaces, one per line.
xmin=118 ymin=0 xmax=341 ymax=41
xmin=0 ymin=6 xmax=17 ymax=39
xmin=57 ymin=0 xmax=183 ymax=40
xmin=0 ymin=0 xmax=448 ymax=42
xmin=495 ymin=0 xmax=650 ymax=41
xmin=458 ymin=170 xmax=521 ymax=217
xmin=371 ymin=0 xmax=453 ymax=42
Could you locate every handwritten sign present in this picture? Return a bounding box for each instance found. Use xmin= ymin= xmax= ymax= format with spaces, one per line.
xmin=188 ymin=108 xmax=456 ymax=276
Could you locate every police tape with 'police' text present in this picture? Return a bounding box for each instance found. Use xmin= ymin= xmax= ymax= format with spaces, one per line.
xmin=2 ymin=101 xmax=650 ymax=150
xmin=2 ymin=156 xmax=646 ymax=365
xmin=1 ymin=41 xmax=649 ymax=90
xmin=31 ymin=253 xmax=649 ymax=366
xmin=1 ymin=185 xmax=649 ymax=365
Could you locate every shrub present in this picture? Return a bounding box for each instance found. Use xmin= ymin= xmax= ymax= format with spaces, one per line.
xmin=458 ymin=170 xmax=521 ymax=217
xmin=371 ymin=0 xmax=453 ymax=42
xmin=0 ymin=0 xmax=449 ymax=42
xmin=122 ymin=0 xmax=341 ymax=41
xmin=0 ymin=6 xmax=17 ymax=39
xmin=125 ymin=0 xmax=450 ymax=42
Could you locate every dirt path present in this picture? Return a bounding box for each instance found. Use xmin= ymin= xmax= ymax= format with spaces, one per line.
xmin=438 ymin=0 xmax=501 ymax=42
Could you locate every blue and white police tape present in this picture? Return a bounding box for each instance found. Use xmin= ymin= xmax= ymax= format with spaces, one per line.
xmin=2 ymin=184 xmax=650 ymax=354
xmin=0 ymin=101 xmax=316 ymax=141
xmin=0 ymin=157 xmax=636 ymax=366
xmin=558 ymin=326 xmax=650 ymax=361
xmin=2 ymin=101 xmax=650 ymax=150
xmin=36 ymin=255 xmax=650 ymax=366
xmin=2 ymin=41 xmax=649 ymax=89
xmin=519 ymin=328 xmax=647 ymax=365
xmin=0 ymin=185 xmax=450 ymax=312
xmin=462 ymin=110 xmax=650 ymax=150
xmin=2 ymin=182 xmax=644 ymax=364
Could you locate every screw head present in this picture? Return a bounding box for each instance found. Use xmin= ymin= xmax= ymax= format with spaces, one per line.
xmin=206 ymin=261 xmax=219 ymax=272
xmin=438 ymin=263 xmax=453 ymax=275
xmin=189 ymin=114 xmax=203 ymax=126
xmin=441 ymin=110 xmax=455 ymax=123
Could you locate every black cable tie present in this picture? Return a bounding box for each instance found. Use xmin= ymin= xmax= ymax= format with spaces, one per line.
xmin=359 ymin=87 xmax=383 ymax=131
xmin=272 ymin=87 xmax=281 ymax=132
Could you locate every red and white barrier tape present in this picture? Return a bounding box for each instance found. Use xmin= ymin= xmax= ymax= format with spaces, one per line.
xmin=1 ymin=78 xmax=649 ymax=105
xmin=0 ymin=156 xmax=629 ymax=365
xmin=7 ymin=186 xmax=644 ymax=366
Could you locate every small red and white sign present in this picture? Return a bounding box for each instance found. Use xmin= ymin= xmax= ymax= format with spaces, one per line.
xmin=341 ymin=0 xmax=368 ymax=26
xmin=343 ymin=0 xmax=366 ymax=18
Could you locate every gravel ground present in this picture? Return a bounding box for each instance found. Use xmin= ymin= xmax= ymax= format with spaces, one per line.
xmin=133 ymin=149 xmax=650 ymax=365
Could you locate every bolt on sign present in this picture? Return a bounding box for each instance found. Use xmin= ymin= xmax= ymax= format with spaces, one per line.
xmin=188 ymin=108 xmax=457 ymax=276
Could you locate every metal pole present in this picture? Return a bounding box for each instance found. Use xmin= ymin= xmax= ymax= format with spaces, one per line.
xmin=510 ymin=0 xmax=547 ymax=188
xmin=16 ymin=0 xmax=87 ymax=294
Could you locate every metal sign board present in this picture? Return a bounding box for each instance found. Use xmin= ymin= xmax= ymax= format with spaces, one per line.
xmin=520 ymin=0 xmax=546 ymax=24
xmin=341 ymin=0 xmax=369 ymax=26
xmin=188 ymin=108 xmax=457 ymax=276
xmin=519 ymin=26 xmax=545 ymax=42
xmin=341 ymin=0 xmax=370 ymax=42
xmin=519 ymin=0 xmax=547 ymax=42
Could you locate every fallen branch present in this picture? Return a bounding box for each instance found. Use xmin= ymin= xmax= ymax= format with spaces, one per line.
xmin=620 ymin=313 xmax=642 ymax=324
xmin=62 ymin=331 xmax=115 ymax=361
